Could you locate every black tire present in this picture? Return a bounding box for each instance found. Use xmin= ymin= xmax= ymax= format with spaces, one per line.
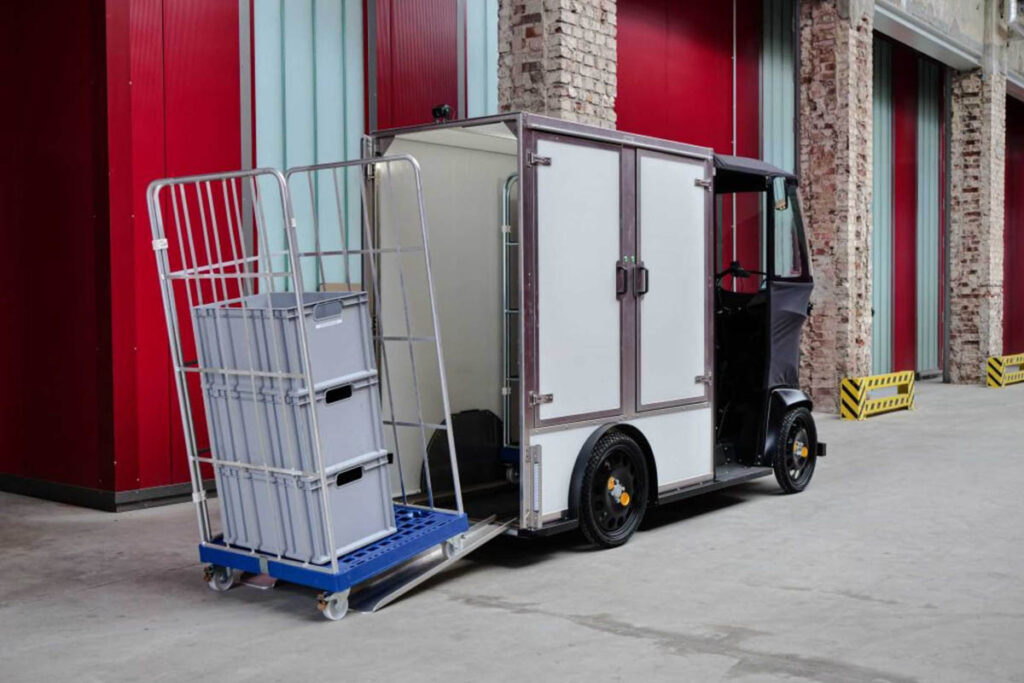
xmin=773 ymin=407 xmax=817 ymax=494
xmin=579 ymin=431 xmax=649 ymax=548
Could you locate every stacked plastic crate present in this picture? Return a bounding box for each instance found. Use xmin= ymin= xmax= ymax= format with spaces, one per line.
xmin=194 ymin=291 xmax=395 ymax=564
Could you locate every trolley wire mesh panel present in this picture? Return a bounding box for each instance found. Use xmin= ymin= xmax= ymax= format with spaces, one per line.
xmin=286 ymin=156 xmax=463 ymax=513
xmin=146 ymin=158 xmax=463 ymax=583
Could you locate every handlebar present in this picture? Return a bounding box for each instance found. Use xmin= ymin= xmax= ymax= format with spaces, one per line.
xmin=715 ymin=260 xmax=766 ymax=284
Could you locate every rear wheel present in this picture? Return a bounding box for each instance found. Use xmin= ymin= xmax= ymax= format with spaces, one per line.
xmin=579 ymin=432 xmax=649 ymax=548
xmin=773 ymin=407 xmax=817 ymax=493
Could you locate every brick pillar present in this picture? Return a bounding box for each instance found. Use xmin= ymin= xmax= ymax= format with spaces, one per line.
xmin=948 ymin=69 xmax=1006 ymax=382
xmin=797 ymin=0 xmax=874 ymax=411
xmin=497 ymin=0 xmax=617 ymax=128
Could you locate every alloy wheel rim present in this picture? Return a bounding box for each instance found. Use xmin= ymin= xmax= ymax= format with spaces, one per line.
xmin=591 ymin=447 xmax=642 ymax=536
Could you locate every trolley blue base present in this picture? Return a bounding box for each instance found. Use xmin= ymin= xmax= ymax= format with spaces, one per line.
xmin=199 ymin=505 xmax=469 ymax=593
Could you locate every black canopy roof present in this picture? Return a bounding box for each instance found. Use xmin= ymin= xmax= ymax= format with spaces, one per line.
xmin=713 ymin=154 xmax=796 ymax=193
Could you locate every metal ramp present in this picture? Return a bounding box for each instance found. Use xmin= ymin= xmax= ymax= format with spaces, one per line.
xmin=349 ymin=515 xmax=514 ymax=613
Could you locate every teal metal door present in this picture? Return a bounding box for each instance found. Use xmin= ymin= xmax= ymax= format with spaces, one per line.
xmin=253 ymin=0 xmax=365 ymax=292
xmin=916 ymin=59 xmax=942 ymax=374
xmin=872 ymin=39 xmax=893 ymax=375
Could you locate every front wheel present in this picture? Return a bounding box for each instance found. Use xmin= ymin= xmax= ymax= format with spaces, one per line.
xmin=579 ymin=432 xmax=650 ymax=548
xmin=773 ymin=407 xmax=817 ymax=494
xmin=204 ymin=565 xmax=236 ymax=592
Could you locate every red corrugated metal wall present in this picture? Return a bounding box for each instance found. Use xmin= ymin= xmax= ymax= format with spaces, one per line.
xmin=1006 ymin=96 xmax=1024 ymax=354
xmin=1 ymin=0 xmax=240 ymax=500
xmin=617 ymin=0 xmax=762 ymax=288
xmin=891 ymin=43 xmax=918 ymax=373
xmin=109 ymin=0 xmax=241 ymax=492
xmin=0 ymin=0 xmax=113 ymax=489
xmin=375 ymin=0 xmax=459 ymax=129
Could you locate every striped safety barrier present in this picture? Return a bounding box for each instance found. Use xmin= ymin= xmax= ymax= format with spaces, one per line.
xmin=840 ymin=370 xmax=915 ymax=421
xmin=986 ymin=353 xmax=1024 ymax=388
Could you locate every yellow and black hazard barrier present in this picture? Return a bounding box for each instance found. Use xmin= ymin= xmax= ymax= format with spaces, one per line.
xmin=987 ymin=353 xmax=1024 ymax=388
xmin=840 ymin=370 xmax=915 ymax=420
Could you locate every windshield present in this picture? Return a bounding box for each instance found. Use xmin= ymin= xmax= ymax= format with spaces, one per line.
xmin=771 ymin=178 xmax=811 ymax=282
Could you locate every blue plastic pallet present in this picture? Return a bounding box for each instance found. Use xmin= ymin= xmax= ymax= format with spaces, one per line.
xmin=199 ymin=505 xmax=469 ymax=593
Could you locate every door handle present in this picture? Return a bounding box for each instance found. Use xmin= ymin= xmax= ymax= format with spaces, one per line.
xmin=635 ymin=264 xmax=649 ymax=297
xmin=616 ymin=262 xmax=628 ymax=297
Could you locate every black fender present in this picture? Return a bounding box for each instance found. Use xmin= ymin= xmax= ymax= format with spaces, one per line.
xmin=566 ymin=423 xmax=657 ymax=519
xmin=759 ymin=388 xmax=814 ymax=466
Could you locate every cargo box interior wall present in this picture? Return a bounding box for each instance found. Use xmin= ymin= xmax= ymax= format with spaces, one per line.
xmin=375 ymin=123 xmax=519 ymax=512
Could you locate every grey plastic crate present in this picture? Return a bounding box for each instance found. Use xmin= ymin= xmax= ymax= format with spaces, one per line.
xmin=216 ymin=452 xmax=396 ymax=564
xmin=204 ymin=373 xmax=384 ymax=473
xmin=193 ymin=291 xmax=374 ymax=393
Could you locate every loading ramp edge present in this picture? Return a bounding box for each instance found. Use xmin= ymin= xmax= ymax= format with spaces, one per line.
xmin=348 ymin=515 xmax=515 ymax=613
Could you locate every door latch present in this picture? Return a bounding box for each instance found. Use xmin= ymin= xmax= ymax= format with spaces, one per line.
xmin=694 ymin=177 xmax=712 ymax=190
xmin=695 ymin=374 xmax=712 ymax=385
xmin=528 ymin=391 xmax=554 ymax=406
xmin=527 ymin=153 xmax=552 ymax=167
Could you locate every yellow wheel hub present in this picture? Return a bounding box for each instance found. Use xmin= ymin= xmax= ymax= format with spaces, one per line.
xmin=607 ymin=476 xmax=629 ymax=506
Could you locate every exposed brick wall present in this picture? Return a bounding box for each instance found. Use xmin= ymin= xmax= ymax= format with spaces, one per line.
xmin=948 ymin=69 xmax=1005 ymax=382
xmin=498 ymin=0 xmax=617 ymax=128
xmin=797 ymin=0 xmax=874 ymax=411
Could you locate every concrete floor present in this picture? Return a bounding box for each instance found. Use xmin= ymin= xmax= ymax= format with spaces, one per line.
xmin=2 ymin=382 xmax=1023 ymax=682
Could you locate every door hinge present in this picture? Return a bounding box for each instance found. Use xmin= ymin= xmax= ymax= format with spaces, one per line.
xmin=695 ymin=374 xmax=712 ymax=385
xmin=528 ymin=391 xmax=554 ymax=406
xmin=528 ymin=153 xmax=552 ymax=167
xmin=694 ymin=178 xmax=712 ymax=190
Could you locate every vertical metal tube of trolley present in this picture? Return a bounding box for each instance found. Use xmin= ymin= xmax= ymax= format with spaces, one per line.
xmin=255 ymin=177 xmax=315 ymax=484
xmin=406 ymin=156 xmax=465 ymax=515
xmin=501 ymin=173 xmax=518 ymax=448
xmin=147 ymin=183 xmax=212 ymax=542
xmin=329 ymin=168 xmax=354 ymax=291
xmin=180 ymin=183 xmax=236 ymax=543
xmin=354 ymin=169 xmax=409 ymax=503
xmin=247 ymin=176 xmax=295 ymax=556
xmin=229 ymin=176 xmax=286 ymax=556
xmin=284 ymin=155 xmax=463 ymax=518
xmin=306 ymin=179 xmax=326 ymax=288
xmin=329 ymin=165 xmax=406 ymax=500
xmin=275 ymin=170 xmax=342 ymax=573
xmin=377 ymin=161 xmax=438 ymax=509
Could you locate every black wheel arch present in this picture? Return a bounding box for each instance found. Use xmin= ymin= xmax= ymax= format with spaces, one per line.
xmin=759 ymin=388 xmax=814 ymax=466
xmin=567 ymin=423 xmax=658 ymax=519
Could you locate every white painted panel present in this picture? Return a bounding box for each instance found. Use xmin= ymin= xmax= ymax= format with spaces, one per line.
xmin=536 ymin=139 xmax=621 ymax=421
xmin=638 ymin=154 xmax=707 ymax=406
xmin=533 ymin=408 xmax=713 ymax=516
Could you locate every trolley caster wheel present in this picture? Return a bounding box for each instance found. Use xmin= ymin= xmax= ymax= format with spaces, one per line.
xmin=204 ymin=565 xmax=236 ymax=592
xmin=442 ymin=538 xmax=462 ymax=560
xmin=317 ymin=591 xmax=350 ymax=621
